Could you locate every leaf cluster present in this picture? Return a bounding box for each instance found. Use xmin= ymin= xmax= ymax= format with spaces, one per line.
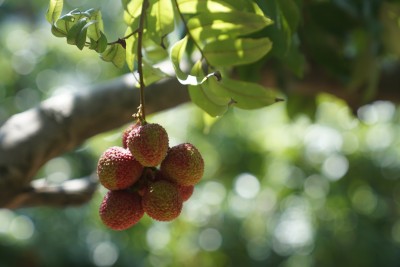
xmin=46 ymin=0 xmax=281 ymax=117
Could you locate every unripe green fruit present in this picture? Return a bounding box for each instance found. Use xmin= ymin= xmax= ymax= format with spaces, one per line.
xmin=127 ymin=123 xmax=169 ymax=167
xmin=122 ymin=122 xmax=139 ymax=149
xmin=97 ymin=146 xmax=144 ymax=190
xmin=142 ymin=180 xmax=183 ymax=221
xmin=99 ymin=190 xmax=144 ymax=230
xmin=160 ymin=143 xmax=204 ymax=186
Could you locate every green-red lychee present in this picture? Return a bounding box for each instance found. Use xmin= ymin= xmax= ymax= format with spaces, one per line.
xmin=99 ymin=190 xmax=144 ymax=230
xmin=122 ymin=122 xmax=139 ymax=149
xmin=142 ymin=180 xmax=183 ymax=221
xmin=154 ymin=169 xmax=194 ymax=201
xmin=127 ymin=123 xmax=169 ymax=167
xmin=97 ymin=146 xmax=144 ymax=190
xmin=160 ymin=143 xmax=204 ymax=186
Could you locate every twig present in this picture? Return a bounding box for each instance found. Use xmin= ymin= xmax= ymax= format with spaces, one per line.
xmin=136 ymin=0 xmax=150 ymax=123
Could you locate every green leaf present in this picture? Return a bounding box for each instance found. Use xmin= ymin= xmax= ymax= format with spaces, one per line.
xmin=52 ymin=10 xmax=87 ymax=38
xmin=208 ymin=77 xmax=280 ymax=109
xmin=101 ymin=44 xmax=126 ymax=68
xmin=187 ymin=12 xmax=272 ymax=42
xmin=147 ymin=0 xmax=174 ymax=44
xmin=143 ymin=38 xmax=169 ymax=64
xmin=125 ymin=27 xmax=138 ymax=71
xmin=177 ymin=0 xmax=234 ymax=13
xmin=51 ymin=24 xmax=67 ymax=37
xmin=46 ymin=0 xmax=64 ymax=23
xmin=188 ymin=61 xmax=230 ymax=117
xmin=170 ymin=36 xmax=203 ymax=85
xmin=203 ymin=37 xmax=272 ymax=66
xmin=124 ymin=0 xmax=143 ymax=28
xmin=142 ymin=60 xmax=168 ymax=86
xmin=89 ymin=31 xmax=108 ymax=53
xmin=86 ymin=9 xmax=104 ymax=41
xmin=66 ymin=18 xmax=88 ymax=47
xmin=170 ymin=37 xmax=222 ymax=85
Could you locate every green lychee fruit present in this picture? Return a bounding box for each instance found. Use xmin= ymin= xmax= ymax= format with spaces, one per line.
xmin=97 ymin=146 xmax=144 ymax=190
xmin=160 ymin=143 xmax=204 ymax=186
xmin=99 ymin=190 xmax=144 ymax=230
xmin=178 ymin=185 xmax=194 ymax=202
xmin=122 ymin=122 xmax=139 ymax=149
xmin=127 ymin=123 xmax=169 ymax=167
xmin=142 ymin=180 xmax=183 ymax=221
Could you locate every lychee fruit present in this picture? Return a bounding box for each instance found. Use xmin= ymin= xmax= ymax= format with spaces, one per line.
xmin=160 ymin=143 xmax=204 ymax=186
xmin=178 ymin=185 xmax=194 ymax=201
xmin=97 ymin=146 xmax=144 ymax=190
xmin=122 ymin=122 xmax=139 ymax=149
xmin=99 ymin=190 xmax=144 ymax=230
xmin=127 ymin=123 xmax=169 ymax=167
xmin=142 ymin=180 xmax=183 ymax=221
xmin=154 ymin=170 xmax=194 ymax=201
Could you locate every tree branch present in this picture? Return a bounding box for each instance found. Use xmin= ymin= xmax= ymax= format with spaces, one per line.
xmin=0 ymin=76 xmax=188 ymax=209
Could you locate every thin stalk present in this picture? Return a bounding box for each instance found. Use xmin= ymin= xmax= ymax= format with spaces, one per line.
xmin=137 ymin=0 xmax=149 ymax=122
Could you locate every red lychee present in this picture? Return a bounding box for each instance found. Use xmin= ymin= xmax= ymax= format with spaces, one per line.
xmin=127 ymin=123 xmax=169 ymax=167
xmin=122 ymin=122 xmax=139 ymax=149
xmin=142 ymin=180 xmax=183 ymax=221
xmin=154 ymin=169 xmax=194 ymax=201
xmin=160 ymin=143 xmax=204 ymax=186
xmin=178 ymin=185 xmax=194 ymax=201
xmin=97 ymin=146 xmax=144 ymax=190
xmin=99 ymin=190 xmax=144 ymax=230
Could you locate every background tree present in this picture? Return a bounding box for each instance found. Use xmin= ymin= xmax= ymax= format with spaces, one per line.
xmin=1 ymin=0 xmax=400 ymax=267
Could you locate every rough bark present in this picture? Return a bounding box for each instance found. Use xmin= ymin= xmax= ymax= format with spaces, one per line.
xmin=0 ymin=76 xmax=188 ymax=209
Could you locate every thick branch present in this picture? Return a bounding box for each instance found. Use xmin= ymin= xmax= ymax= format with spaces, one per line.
xmin=0 ymin=76 xmax=188 ymax=208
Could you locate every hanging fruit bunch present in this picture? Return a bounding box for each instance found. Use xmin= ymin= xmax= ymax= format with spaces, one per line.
xmin=97 ymin=120 xmax=204 ymax=230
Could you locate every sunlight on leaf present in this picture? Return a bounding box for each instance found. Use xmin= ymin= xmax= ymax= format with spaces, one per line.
xmin=147 ymin=0 xmax=174 ymax=44
xmin=86 ymin=9 xmax=104 ymax=41
xmin=187 ymin=12 xmax=272 ymax=42
xmin=142 ymin=60 xmax=168 ymax=86
xmin=124 ymin=0 xmax=143 ymax=28
xmin=46 ymin=0 xmax=64 ymax=23
xmin=170 ymin=36 xmax=205 ymax=85
xmin=177 ymin=0 xmax=234 ymax=13
xmin=101 ymin=44 xmax=126 ymax=68
xmin=203 ymin=38 xmax=272 ymax=66
xmin=125 ymin=27 xmax=138 ymax=71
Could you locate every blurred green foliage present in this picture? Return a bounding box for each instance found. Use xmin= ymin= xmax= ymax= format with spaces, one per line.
xmin=2 ymin=0 xmax=400 ymax=267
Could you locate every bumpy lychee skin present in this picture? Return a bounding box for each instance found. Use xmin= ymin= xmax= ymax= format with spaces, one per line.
xmin=160 ymin=143 xmax=204 ymax=186
xmin=99 ymin=190 xmax=144 ymax=230
xmin=127 ymin=123 xmax=169 ymax=167
xmin=122 ymin=122 xmax=139 ymax=149
xmin=97 ymin=146 xmax=144 ymax=190
xmin=142 ymin=180 xmax=183 ymax=221
xmin=154 ymin=170 xmax=194 ymax=201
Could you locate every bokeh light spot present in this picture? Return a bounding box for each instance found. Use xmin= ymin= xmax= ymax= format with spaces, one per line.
xmin=322 ymin=154 xmax=349 ymax=181
xmin=9 ymin=215 xmax=35 ymax=240
xmin=234 ymin=173 xmax=260 ymax=199
xmin=198 ymin=228 xmax=222 ymax=251
xmin=92 ymin=241 xmax=119 ymax=267
xmin=351 ymin=185 xmax=377 ymax=215
xmin=146 ymin=223 xmax=171 ymax=251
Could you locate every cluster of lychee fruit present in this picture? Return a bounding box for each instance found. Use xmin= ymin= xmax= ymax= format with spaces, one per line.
xmin=97 ymin=121 xmax=204 ymax=230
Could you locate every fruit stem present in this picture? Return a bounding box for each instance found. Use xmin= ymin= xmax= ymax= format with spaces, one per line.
xmin=136 ymin=0 xmax=149 ymax=123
